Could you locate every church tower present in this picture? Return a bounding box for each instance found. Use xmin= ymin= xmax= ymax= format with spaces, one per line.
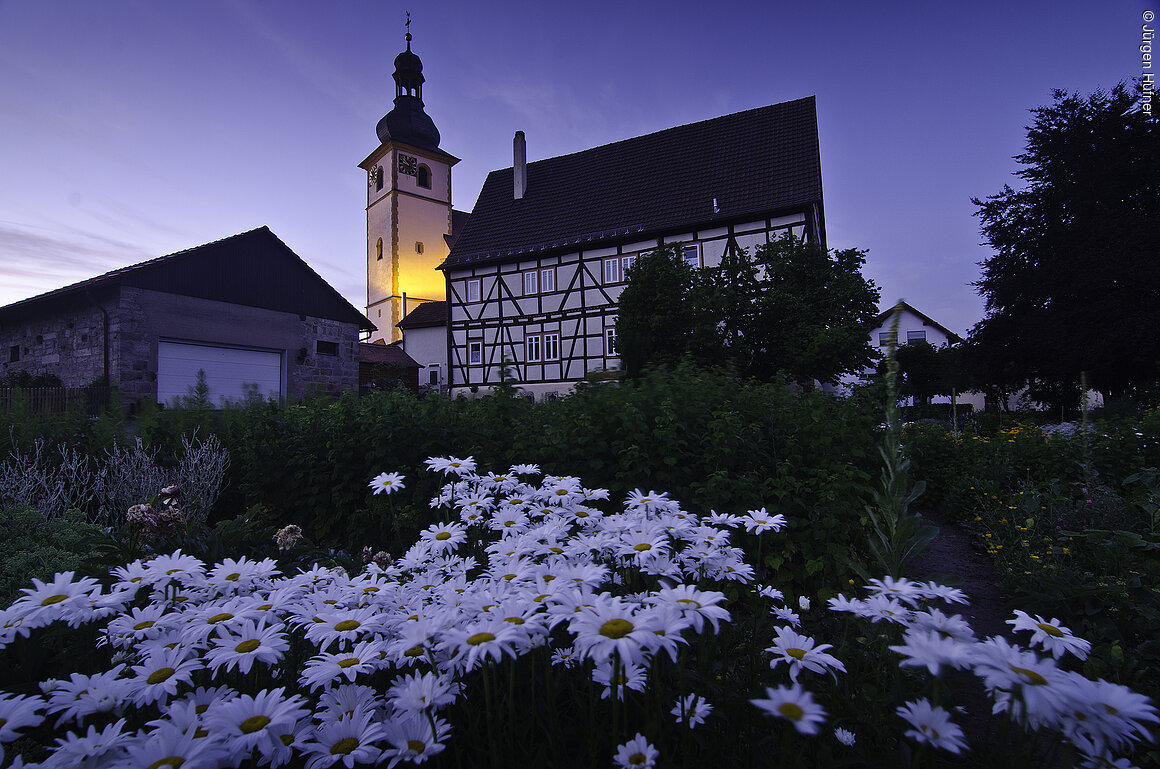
xmin=360 ymin=28 xmax=457 ymax=343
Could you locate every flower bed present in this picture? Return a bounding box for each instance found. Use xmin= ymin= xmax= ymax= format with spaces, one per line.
xmin=0 ymin=459 xmax=1155 ymax=768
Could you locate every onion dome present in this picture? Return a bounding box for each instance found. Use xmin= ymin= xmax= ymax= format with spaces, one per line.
xmin=376 ymin=33 xmax=441 ymax=152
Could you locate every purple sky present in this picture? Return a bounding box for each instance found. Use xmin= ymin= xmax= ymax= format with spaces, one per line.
xmin=0 ymin=1 xmax=1145 ymax=336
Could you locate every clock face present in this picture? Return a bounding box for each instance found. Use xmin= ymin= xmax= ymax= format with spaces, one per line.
xmin=368 ymin=166 xmax=381 ymax=187
xmin=398 ymin=154 xmax=418 ymax=176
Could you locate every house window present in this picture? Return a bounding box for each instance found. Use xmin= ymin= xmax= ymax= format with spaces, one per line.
xmin=466 ymin=279 xmax=481 ymax=303
xmin=8 ymin=345 xmax=19 ymax=363
xmin=526 ymin=335 xmax=541 ymax=362
xmin=540 ymin=267 xmax=555 ymax=293
xmin=682 ymin=244 xmax=700 ymax=268
xmin=376 ymin=238 xmax=383 ymax=261
xmin=878 ymin=332 xmax=897 ymax=347
xmin=622 ymin=255 xmax=637 ymax=276
xmin=524 ymin=270 xmax=538 ymax=295
xmin=605 ymin=327 xmax=618 ymax=356
xmin=543 ymin=333 xmax=560 ymax=361
xmin=427 ymin=366 xmax=440 ymax=386
xmin=469 ymin=341 xmax=482 ymax=365
xmin=907 ymin=330 xmax=927 ymax=344
xmin=603 ymin=257 xmax=622 ymax=284
xmin=417 ymin=165 xmax=431 ymax=189
xmin=316 ymin=341 xmax=339 ymax=356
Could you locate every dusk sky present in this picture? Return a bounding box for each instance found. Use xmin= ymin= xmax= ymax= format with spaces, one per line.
xmin=0 ymin=1 xmax=1146 ymax=337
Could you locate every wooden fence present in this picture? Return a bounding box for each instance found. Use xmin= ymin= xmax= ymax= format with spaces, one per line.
xmin=0 ymin=387 xmax=111 ymax=417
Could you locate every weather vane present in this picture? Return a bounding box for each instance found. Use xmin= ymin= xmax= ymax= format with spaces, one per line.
xmin=405 ymin=11 xmax=412 ymax=43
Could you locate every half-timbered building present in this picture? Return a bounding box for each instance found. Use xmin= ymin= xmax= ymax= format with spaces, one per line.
xmin=439 ymin=97 xmax=826 ymax=399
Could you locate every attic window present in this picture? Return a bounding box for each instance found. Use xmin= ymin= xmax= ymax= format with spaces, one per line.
xmin=316 ymin=341 xmax=339 ymax=357
xmin=907 ymin=330 xmax=927 ymax=344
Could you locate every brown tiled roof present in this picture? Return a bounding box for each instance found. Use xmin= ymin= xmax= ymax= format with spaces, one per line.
xmin=359 ymin=341 xmax=420 ymax=367
xmin=442 ymin=97 xmax=823 ymax=269
xmin=396 ymin=300 xmax=447 ymax=329
xmin=0 ymin=226 xmax=375 ymax=330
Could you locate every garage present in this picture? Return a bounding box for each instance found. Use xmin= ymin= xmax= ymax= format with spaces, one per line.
xmin=156 ymin=340 xmax=283 ymax=406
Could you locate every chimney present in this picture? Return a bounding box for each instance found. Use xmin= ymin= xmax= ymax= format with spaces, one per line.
xmin=514 ymin=130 xmax=527 ymax=200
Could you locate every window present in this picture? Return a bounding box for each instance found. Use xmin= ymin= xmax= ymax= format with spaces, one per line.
xmin=469 ymin=341 xmax=482 ymax=365
xmin=466 ymin=279 xmax=481 ymax=303
xmin=427 ymin=366 xmax=440 ymax=386
xmin=8 ymin=345 xmax=19 ymax=363
xmin=526 ymin=335 xmax=541 ymax=362
xmin=907 ymin=330 xmax=927 ymax=344
xmin=376 ymin=238 xmax=383 ymax=261
xmin=524 ymin=270 xmax=538 ymax=295
xmin=605 ymin=327 xmax=618 ymax=356
xmin=540 ymin=267 xmax=555 ymax=293
xmin=316 ymin=341 xmax=339 ymax=356
xmin=682 ymin=244 xmax=700 ymax=268
xmin=878 ymin=332 xmax=897 ymax=347
xmin=603 ymin=257 xmax=622 ymax=284
xmin=622 ymin=255 xmax=637 ymax=276
xmin=543 ymin=333 xmax=560 ymax=361
xmin=417 ymin=165 xmax=431 ymax=189
xmin=415 ymin=241 xmax=424 ymax=254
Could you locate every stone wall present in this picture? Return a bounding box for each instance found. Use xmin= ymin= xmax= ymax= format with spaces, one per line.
xmin=291 ymin=316 xmax=361 ymax=398
xmin=0 ymin=293 xmax=115 ymax=387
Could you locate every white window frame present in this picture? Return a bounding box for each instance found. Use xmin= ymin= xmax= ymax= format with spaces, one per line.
xmin=603 ymin=257 xmax=622 ymax=284
xmin=526 ymin=335 xmax=542 ymax=362
xmin=621 ymin=255 xmax=637 ymax=276
xmin=878 ymin=332 xmax=897 ymax=347
xmin=605 ymin=327 xmax=618 ymax=357
xmin=466 ymin=279 xmax=481 ymax=303
xmin=468 ymin=341 xmax=482 ymax=365
xmin=540 ymin=267 xmax=555 ymax=293
xmin=543 ymin=333 xmax=560 ymax=361
xmin=906 ymin=330 xmax=927 ymax=344
xmin=682 ymin=244 xmax=700 ymax=268
xmin=524 ymin=270 xmax=538 ymax=295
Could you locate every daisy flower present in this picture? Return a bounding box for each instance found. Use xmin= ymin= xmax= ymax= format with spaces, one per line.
xmin=438 ymin=616 xmax=525 ymax=672
xmin=420 ymin=522 xmax=468 ymax=553
xmin=11 ymin=571 xmax=100 ymax=628
xmin=39 ymin=718 xmax=131 ymax=769
xmin=425 ymin=456 xmax=477 ymax=477
xmin=204 ymin=688 xmax=310 ymax=766
xmin=672 ymin=694 xmax=712 ymax=728
xmin=303 ymin=605 xmax=382 ymax=650
xmin=381 ymin=712 xmax=450 ymax=765
xmin=613 ymin=733 xmax=659 ymax=769
xmin=765 ymin=626 xmax=846 ymax=681
xmin=299 ymin=640 xmax=388 ymax=690
xmin=120 ymin=722 xmax=228 ymax=769
xmin=204 ymin=619 xmax=290 ymax=675
xmin=741 ymin=508 xmax=787 ymax=534
xmin=569 ymin=596 xmax=659 ymax=666
xmin=650 ymin=584 xmax=730 ymax=633
xmin=834 ymin=727 xmax=857 ymax=746
xmin=593 ymin=657 xmax=648 ymax=700
xmin=1007 ymin=610 xmax=1092 ymax=660
xmin=889 ymin=627 xmax=975 ymax=676
xmin=369 ymin=471 xmax=405 ymax=495
xmin=387 ymin=671 xmax=459 ymax=713
xmin=127 ymin=647 xmax=202 ymax=706
xmin=0 ymin=693 xmax=45 ymax=742
xmin=897 ymin=698 xmax=967 ymax=753
xmin=751 ymin=683 xmax=828 ymax=735
xmin=299 ymin=709 xmax=386 ymax=769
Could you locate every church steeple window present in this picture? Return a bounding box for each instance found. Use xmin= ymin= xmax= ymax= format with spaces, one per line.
xmin=417 ymin=165 xmax=431 ymax=189
xmin=376 ymin=238 xmax=383 ymax=261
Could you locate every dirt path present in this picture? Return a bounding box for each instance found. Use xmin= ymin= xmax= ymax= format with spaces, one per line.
xmin=908 ymin=508 xmax=1011 ymax=639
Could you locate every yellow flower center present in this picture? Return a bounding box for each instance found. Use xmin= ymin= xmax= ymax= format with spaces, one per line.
xmin=334 ymin=620 xmax=360 ymax=632
xmin=338 ymin=658 xmax=360 ymax=669
xmin=224 ymin=573 xmax=240 ymax=582
xmin=207 ymin=612 xmax=233 ymax=624
xmin=504 ymin=617 xmax=525 ymax=625
xmin=146 ymin=667 xmax=175 ymax=685
xmin=1011 ymin=666 xmax=1048 ymax=685
xmin=235 ymin=639 xmax=261 ymax=653
xmin=408 ymin=740 xmax=427 ymax=753
xmin=239 ymin=715 xmax=271 ymax=734
xmin=41 ymin=594 xmax=68 ymax=606
xmin=599 ymin=618 xmax=634 ymax=639
xmin=146 ymin=757 xmax=185 ymax=769
xmin=778 ymin=702 xmax=805 ymax=721
xmin=467 ymin=632 xmax=496 ymax=645
xmin=786 ymin=648 xmax=807 ymax=660
xmin=404 ymin=645 xmax=425 ymax=657
xmin=1036 ymin=623 xmax=1065 ymax=638
xmin=629 ymin=753 xmax=647 ymax=765
xmin=676 ymin=598 xmax=702 ymax=609
xmin=435 ymin=532 xmax=452 ymax=540
xmin=134 ymin=620 xmax=156 ymax=630
xmin=633 ymin=543 xmax=652 ymax=552
xmin=330 ymin=737 xmax=360 ymax=755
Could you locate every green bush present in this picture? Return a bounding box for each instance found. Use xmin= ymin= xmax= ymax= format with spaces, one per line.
xmin=0 ymin=506 xmax=107 ymax=606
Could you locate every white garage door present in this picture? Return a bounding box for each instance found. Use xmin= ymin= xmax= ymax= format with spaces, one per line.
xmin=157 ymin=341 xmax=283 ymax=406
